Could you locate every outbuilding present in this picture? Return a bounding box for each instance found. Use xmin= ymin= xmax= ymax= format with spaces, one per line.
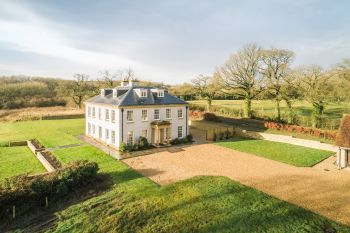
xmin=336 ymin=115 xmax=350 ymax=169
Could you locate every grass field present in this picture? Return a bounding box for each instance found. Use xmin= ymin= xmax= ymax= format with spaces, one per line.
xmin=216 ymin=138 xmax=333 ymax=167
xmin=1 ymin=119 xmax=349 ymax=232
xmin=0 ymin=146 xmax=46 ymax=179
xmin=190 ymin=100 xmax=350 ymax=129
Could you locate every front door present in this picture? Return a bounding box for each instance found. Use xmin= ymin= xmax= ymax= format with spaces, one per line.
xmin=159 ymin=128 xmax=164 ymax=144
xmin=151 ymin=128 xmax=156 ymax=144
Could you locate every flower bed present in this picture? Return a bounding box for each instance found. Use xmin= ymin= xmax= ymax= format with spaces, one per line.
xmin=263 ymin=121 xmax=337 ymax=141
xmin=40 ymin=151 xmax=62 ymax=169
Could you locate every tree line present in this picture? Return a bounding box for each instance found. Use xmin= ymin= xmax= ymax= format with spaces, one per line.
xmin=183 ymin=44 xmax=350 ymax=128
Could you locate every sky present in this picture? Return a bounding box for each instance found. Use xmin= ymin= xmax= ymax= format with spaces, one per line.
xmin=0 ymin=0 xmax=349 ymax=84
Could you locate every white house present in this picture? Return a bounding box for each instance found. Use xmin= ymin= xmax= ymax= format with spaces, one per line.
xmin=84 ymin=78 xmax=189 ymax=150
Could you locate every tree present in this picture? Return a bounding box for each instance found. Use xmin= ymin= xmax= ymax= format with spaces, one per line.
xmin=260 ymin=48 xmax=294 ymax=121
xmin=191 ymin=75 xmax=219 ymax=111
xmin=216 ymin=43 xmax=263 ymax=118
xmin=336 ymin=58 xmax=350 ymax=82
xmin=297 ymin=65 xmax=332 ymax=128
xmin=62 ymin=74 xmax=97 ymax=109
xmin=99 ymin=70 xmax=119 ymax=88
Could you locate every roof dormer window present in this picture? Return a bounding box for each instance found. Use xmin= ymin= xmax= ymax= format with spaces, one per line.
xmin=157 ymin=89 xmax=164 ymax=97
xmin=141 ymin=89 xmax=147 ymax=97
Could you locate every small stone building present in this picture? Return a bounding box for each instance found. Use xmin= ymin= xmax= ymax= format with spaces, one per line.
xmin=336 ymin=115 xmax=350 ymax=169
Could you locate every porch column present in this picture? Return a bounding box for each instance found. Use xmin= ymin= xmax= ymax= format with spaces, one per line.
xmin=167 ymin=127 xmax=171 ymax=144
xmin=155 ymin=126 xmax=159 ymax=146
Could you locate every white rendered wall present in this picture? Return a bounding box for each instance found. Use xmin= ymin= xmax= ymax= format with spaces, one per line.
xmin=85 ymin=104 xmax=189 ymax=148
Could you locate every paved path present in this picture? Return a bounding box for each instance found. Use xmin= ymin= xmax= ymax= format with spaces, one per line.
xmin=124 ymin=143 xmax=350 ymax=225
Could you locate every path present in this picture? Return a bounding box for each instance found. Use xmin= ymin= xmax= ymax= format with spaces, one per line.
xmin=124 ymin=143 xmax=350 ymax=225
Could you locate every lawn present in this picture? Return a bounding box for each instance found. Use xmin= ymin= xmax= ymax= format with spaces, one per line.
xmin=0 ymin=146 xmax=46 ymax=179
xmin=190 ymin=99 xmax=349 ymax=129
xmin=216 ymin=138 xmax=333 ymax=167
xmin=1 ymin=119 xmax=349 ymax=232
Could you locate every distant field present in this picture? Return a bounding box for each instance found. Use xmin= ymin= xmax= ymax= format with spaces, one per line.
xmin=189 ymin=100 xmax=350 ymax=129
xmin=0 ymin=146 xmax=46 ymax=179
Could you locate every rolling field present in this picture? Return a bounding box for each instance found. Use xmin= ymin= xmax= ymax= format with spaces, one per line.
xmin=1 ymin=118 xmax=349 ymax=232
xmin=190 ymin=100 xmax=350 ymax=129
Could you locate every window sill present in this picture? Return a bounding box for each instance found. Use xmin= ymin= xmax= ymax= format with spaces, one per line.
xmin=126 ymin=121 xmax=134 ymax=123
xmin=142 ymin=120 xmax=149 ymax=122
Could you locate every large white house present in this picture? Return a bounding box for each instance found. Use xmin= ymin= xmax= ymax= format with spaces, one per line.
xmin=85 ymin=78 xmax=189 ymax=150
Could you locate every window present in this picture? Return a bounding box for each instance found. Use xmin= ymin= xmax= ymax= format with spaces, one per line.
xmin=99 ymin=126 xmax=102 ymax=139
xmin=92 ymin=107 xmax=95 ymax=118
xmin=127 ymin=131 xmax=134 ymax=145
xmin=98 ymin=108 xmax=102 ymax=120
xmin=166 ymin=109 xmax=171 ymax=119
xmin=157 ymin=90 xmax=164 ymax=97
xmin=92 ymin=124 xmax=95 ymax=134
xmin=105 ymin=129 xmax=109 ymax=140
xmin=111 ymin=130 xmax=115 ymax=144
xmin=127 ymin=110 xmax=133 ymax=122
xmin=88 ymin=123 xmax=91 ymax=134
xmin=142 ymin=109 xmax=148 ymax=121
xmin=141 ymin=129 xmax=148 ymax=138
xmin=178 ymin=108 xmax=183 ymax=118
xmin=105 ymin=109 xmax=109 ymax=121
xmin=141 ymin=89 xmax=147 ymax=97
xmin=111 ymin=110 xmax=115 ymax=123
xmin=154 ymin=109 xmax=160 ymax=120
xmin=88 ymin=106 xmax=91 ymax=117
xmin=178 ymin=126 xmax=183 ymax=138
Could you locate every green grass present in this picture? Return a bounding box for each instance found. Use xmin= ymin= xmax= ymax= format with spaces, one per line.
xmin=0 ymin=146 xmax=46 ymax=179
xmin=216 ymin=138 xmax=333 ymax=167
xmin=0 ymin=118 xmax=84 ymax=147
xmin=190 ymin=99 xmax=349 ymax=129
xmin=1 ymin=119 xmax=349 ymax=232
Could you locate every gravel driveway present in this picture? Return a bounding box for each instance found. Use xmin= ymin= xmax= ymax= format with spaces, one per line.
xmin=124 ymin=143 xmax=350 ymax=225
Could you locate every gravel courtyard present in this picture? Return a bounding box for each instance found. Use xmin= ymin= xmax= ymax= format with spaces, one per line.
xmin=124 ymin=143 xmax=350 ymax=225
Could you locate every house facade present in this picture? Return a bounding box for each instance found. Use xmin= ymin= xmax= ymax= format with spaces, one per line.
xmin=85 ymin=78 xmax=189 ymax=150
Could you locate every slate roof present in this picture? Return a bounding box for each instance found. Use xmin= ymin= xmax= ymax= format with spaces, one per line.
xmin=85 ymin=86 xmax=187 ymax=107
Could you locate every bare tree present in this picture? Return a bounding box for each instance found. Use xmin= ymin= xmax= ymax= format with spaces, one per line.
xmin=99 ymin=70 xmax=119 ymax=88
xmin=216 ymin=43 xmax=263 ymax=118
xmin=191 ymin=75 xmax=219 ymax=111
xmin=336 ymin=58 xmax=350 ymax=81
xmin=62 ymin=74 xmax=97 ymax=109
xmin=260 ymin=48 xmax=294 ymax=121
xmin=297 ymin=65 xmax=332 ymax=128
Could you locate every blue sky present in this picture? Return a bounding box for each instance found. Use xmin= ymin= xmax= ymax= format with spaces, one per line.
xmin=0 ymin=0 xmax=349 ymax=84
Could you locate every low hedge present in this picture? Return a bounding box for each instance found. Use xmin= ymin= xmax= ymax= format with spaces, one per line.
xmin=0 ymin=160 xmax=99 ymax=219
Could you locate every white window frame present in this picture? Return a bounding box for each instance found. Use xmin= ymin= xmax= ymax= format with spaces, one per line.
xmin=178 ymin=108 xmax=183 ymax=118
xmin=157 ymin=90 xmax=164 ymax=97
xmin=105 ymin=128 xmax=109 ymax=140
xmin=141 ymin=129 xmax=148 ymax=138
xmin=111 ymin=130 xmax=115 ymax=144
xmin=98 ymin=126 xmax=102 ymax=139
xmin=88 ymin=123 xmax=91 ymax=134
xmin=105 ymin=109 xmax=109 ymax=121
xmin=166 ymin=108 xmax=171 ymax=119
xmin=98 ymin=108 xmax=102 ymax=120
xmin=92 ymin=124 xmax=95 ymax=134
xmin=127 ymin=110 xmax=133 ymax=122
xmin=178 ymin=126 xmax=183 ymax=138
xmin=142 ymin=109 xmax=148 ymax=121
xmin=154 ymin=109 xmax=160 ymax=120
xmin=88 ymin=106 xmax=91 ymax=117
xmin=92 ymin=107 xmax=95 ymax=118
xmin=111 ymin=110 xmax=115 ymax=123
xmin=127 ymin=131 xmax=134 ymax=145
xmin=141 ymin=89 xmax=147 ymax=97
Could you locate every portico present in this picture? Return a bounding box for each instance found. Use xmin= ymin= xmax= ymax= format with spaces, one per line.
xmin=151 ymin=121 xmax=171 ymax=145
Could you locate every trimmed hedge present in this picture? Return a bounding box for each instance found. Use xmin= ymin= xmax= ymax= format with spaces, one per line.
xmin=0 ymin=160 xmax=99 ymax=219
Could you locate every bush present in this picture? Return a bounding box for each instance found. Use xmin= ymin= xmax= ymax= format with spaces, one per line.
xmin=170 ymin=137 xmax=189 ymax=145
xmin=119 ymin=142 xmax=126 ymax=152
xmin=186 ymin=134 xmax=193 ymax=142
xmin=139 ymin=136 xmax=149 ymax=149
xmin=0 ymin=160 xmax=99 ymax=219
xmin=203 ymin=112 xmax=218 ymax=121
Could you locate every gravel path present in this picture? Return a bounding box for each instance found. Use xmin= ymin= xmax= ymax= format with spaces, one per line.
xmin=124 ymin=143 xmax=350 ymax=225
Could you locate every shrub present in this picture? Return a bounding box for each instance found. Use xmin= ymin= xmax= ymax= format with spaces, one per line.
xmin=170 ymin=137 xmax=188 ymax=145
xmin=119 ymin=142 xmax=126 ymax=152
xmin=203 ymin=112 xmax=218 ymax=121
xmin=186 ymin=134 xmax=193 ymax=142
xmin=139 ymin=136 xmax=149 ymax=149
xmin=0 ymin=160 xmax=99 ymax=219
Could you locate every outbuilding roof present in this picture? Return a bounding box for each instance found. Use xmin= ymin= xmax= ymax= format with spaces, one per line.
xmin=85 ymin=86 xmax=187 ymax=107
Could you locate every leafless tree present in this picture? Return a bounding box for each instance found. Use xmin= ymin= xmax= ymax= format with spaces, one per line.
xmin=216 ymin=43 xmax=263 ymax=118
xmin=260 ymin=48 xmax=294 ymax=121
xmin=191 ymin=75 xmax=219 ymax=111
